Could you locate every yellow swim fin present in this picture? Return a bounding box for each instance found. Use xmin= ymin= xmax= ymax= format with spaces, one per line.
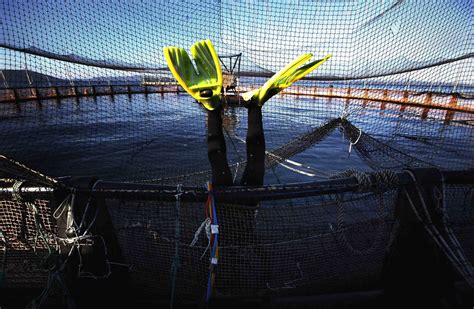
xmin=163 ymin=39 xmax=223 ymax=111
xmin=242 ymin=54 xmax=332 ymax=106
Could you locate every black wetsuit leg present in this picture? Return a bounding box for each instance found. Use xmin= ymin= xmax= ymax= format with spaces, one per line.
xmin=236 ymin=103 xmax=265 ymax=291
xmin=206 ymin=102 xmax=266 ymax=292
xmin=240 ymin=103 xmax=265 ymax=186
xmin=207 ymin=106 xmax=233 ymax=186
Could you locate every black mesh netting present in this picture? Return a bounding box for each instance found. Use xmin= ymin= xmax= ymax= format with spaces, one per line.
xmin=0 ymin=0 xmax=472 ymax=183
xmin=0 ymin=193 xmax=56 ymax=288
xmin=105 ymin=191 xmax=397 ymax=299
xmin=1 ymin=178 xmax=473 ymax=301
xmin=0 ymin=0 xmax=473 ymax=306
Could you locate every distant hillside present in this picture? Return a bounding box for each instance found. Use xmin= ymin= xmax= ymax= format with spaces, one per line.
xmin=1 ymin=70 xmax=173 ymax=87
xmin=2 ymin=70 xmax=68 ymax=88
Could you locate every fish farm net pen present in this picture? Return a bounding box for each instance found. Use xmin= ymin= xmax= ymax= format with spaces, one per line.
xmin=1 ymin=0 xmax=473 ymax=307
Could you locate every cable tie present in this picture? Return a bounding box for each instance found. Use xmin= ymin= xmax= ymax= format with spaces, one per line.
xmin=211 ymin=257 xmax=218 ymax=265
xmin=348 ymin=128 xmax=362 ymax=155
xmin=210 ymin=224 xmax=219 ymax=234
xmin=174 ymin=184 xmax=183 ymax=200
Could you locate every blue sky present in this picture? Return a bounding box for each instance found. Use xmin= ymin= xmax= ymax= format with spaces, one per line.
xmin=1 ymin=0 xmax=472 ymax=84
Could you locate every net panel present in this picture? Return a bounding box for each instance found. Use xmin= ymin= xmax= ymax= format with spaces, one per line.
xmin=0 ymin=0 xmax=472 ymax=184
xmin=1 ymin=179 xmax=472 ymax=301
xmin=2 ymin=1 xmax=472 ymax=80
xmin=445 ymin=184 xmax=474 ymax=264
xmin=105 ymin=190 xmax=397 ymax=299
xmin=0 ymin=195 xmax=56 ymax=288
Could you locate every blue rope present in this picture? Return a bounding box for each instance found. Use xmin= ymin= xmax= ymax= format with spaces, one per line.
xmin=205 ymin=269 xmax=213 ymax=302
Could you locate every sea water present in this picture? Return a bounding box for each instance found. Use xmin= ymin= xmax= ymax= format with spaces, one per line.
xmin=0 ymin=93 xmax=472 ymax=184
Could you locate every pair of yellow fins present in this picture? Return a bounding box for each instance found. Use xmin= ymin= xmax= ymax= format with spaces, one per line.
xmin=163 ymin=39 xmax=331 ymax=111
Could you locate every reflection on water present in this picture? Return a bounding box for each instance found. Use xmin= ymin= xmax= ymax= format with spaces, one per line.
xmin=0 ymin=93 xmax=472 ymax=183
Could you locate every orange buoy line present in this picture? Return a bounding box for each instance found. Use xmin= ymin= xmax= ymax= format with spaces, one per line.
xmin=237 ymin=85 xmax=473 ymax=114
xmin=1 ymin=84 xmax=472 ymax=115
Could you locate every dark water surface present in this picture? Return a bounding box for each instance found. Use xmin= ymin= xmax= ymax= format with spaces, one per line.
xmin=0 ymin=93 xmax=472 ymax=184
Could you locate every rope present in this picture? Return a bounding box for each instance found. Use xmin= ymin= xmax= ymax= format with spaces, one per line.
xmin=28 ymin=259 xmax=78 ymax=309
xmin=189 ymin=217 xmax=212 ymax=260
xmin=335 ymin=192 xmax=386 ymax=255
xmin=372 ymin=170 xmax=399 ymax=188
xmin=57 ymin=180 xmax=110 ymax=281
xmin=339 ymin=119 xmax=355 ymax=156
xmin=11 ymin=179 xmax=25 ymax=202
xmin=54 ymin=186 xmax=112 ymax=280
xmin=332 ymin=170 xmax=398 ymax=254
xmin=11 ymin=180 xmax=59 ymax=267
xmin=331 ymin=169 xmax=399 ymax=191
xmin=169 ymin=184 xmax=182 ymax=309
xmin=331 ymin=169 xmax=371 ymax=190
xmin=10 ymin=180 xmax=78 ymax=307
xmin=404 ymin=170 xmax=474 ymax=288
xmin=0 ymin=155 xmax=58 ymax=186
xmin=340 ymin=120 xmax=434 ymax=170
xmin=52 ymin=192 xmax=74 ymax=220
xmin=75 ymin=180 xmax=102 ymax=236
xmin=0 ymin=230 xmax=6 ymax=286
xmin=233 ymin=162 xmax=240 ymax=183
xmin=436 ymin=173 xmax=474 ymax=280
xmin=53 ymin=182 xmax=113 ymax=281
xmin=8 ymin=178 xmax=123 ymax=306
